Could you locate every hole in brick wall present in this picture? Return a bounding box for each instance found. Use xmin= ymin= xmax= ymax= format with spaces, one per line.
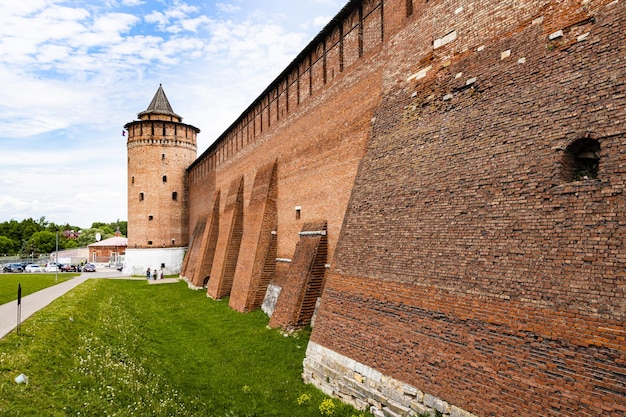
xmin=172 ymin=191 xmax=178 ymax=201
xmin=131 ymin=176 xmax=135 ymax=185
xmin=148 ymin=215 xmax=154 ymax=221
xmin=163 ymin=175 xmax=167 ymax=183
xmin=563 ymin=138 xmax=600 ymax=181
xmin=139 ymin=192 xmax=144 ymax=201
xmin=148 ymin=240 xmax=153 ymax=246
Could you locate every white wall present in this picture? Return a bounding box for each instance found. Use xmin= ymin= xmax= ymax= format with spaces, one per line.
xmin=122 ymin=247 xmax=187 ymax=276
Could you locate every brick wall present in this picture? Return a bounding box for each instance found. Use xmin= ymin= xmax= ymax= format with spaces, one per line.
xmin=185 ymin=0 xmax=385 ymax=315
xmin=178 ymin=0 xmax=624 ymax=415
xmin=126 ymin=117 xmax=197 ymax=249
xmin=309 ymin=0 xmax=625 ymax=416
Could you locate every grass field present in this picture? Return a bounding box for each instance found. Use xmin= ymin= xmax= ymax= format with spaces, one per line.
xmin=0 ymin=279 xmax=369 ymax=417
xmin=0 ymin=273 xmax=77 ymax=305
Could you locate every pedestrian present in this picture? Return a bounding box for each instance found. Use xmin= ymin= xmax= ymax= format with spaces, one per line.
xmin=146 ymin=267 xmax=151 ymax=280
xmin=160 ymin=268 xmax=164 ymax=280
xmin=153 ymin=268 xmax=158 ymax=280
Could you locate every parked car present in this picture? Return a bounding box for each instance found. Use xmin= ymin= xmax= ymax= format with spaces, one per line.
xmin=45 ymin=263 xmax=59 ymax=272
xmin=3 ymin=263 xmax=24 ymax=273
xmin=60 ymin=264 xmax=78 ymax=272
xmin=25 ymin=264 xmax=43 ymax=273
xmin=82 ymin=263 xmax=96 ymax=272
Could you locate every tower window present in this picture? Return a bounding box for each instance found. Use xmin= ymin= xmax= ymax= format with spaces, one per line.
xmin=131 ymin=176 xmax=135 ymax=185
xmin=139 ymin=192 xmax=144 ymax=201
xmin=148 ymin=215 xmax=154 ymax=221
xmin=564 ymin=138 xmax=600 ymax=181
xmin=148 ymin=240 xmax=153 ymax=246
xmin=162 ymin=153 xmax=165 ymax=160
xmin=163 ymin=175 xmax=167 ymax=183
xmin=172 ymin=191 xmax=178 ymax=201
xmin=295 ymin=205 xmax=302 ymax=220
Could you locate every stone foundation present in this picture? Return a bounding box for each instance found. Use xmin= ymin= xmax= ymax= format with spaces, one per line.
xmin=303 ymin=342 xmax=478 ymax=417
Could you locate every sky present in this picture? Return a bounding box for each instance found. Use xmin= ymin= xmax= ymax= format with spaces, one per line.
xmin=0 ymin=0 xmax=345 ymax=229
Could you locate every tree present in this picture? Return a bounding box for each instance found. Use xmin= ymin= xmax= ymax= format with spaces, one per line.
xmin=76 ymin=228 xmax=113 ymax=247
xmin=27 ymin=231 xmax=57 ymax=255
xmin=0 ymin=218 xmax=126 ymax=255
xmin=0 ymin=235 xmax=16 ymax=255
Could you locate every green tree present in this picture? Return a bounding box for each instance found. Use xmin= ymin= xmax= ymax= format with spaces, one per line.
xmin=27 ymin=231 xmax=58 ymax=255
xmin=64 ymin=239 xmax=79 ymax=249
xmin=0 ymin=235 xmax=16 ymax=255
xmin=76 ymin=228 xmax=113 ymax=247
xmin=91 ymin=220 xmax=126 ymax=237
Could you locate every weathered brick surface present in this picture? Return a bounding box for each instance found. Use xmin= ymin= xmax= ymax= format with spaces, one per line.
xmin=175 ymin=0 xmax=625 ymax=415
xmin=186 ymin=0 xmax=384 ymax=317
xmin=206 ymin=176 xmax=244 ymax=299
xmin=311 ymin=1 xmax=625 ymax=416
xmin=269 ymin=222 xmax=327 ymax=328
xmin=126 ymin=113 xmax=198 ymax=249
xmin=229 ymin=161 xmax=278 ymax=312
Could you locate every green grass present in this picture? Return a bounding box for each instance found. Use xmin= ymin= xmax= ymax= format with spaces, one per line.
xmin=0 ymin=273 xmax=77 ymax=305
xmin=0 ymin=279 xmax=369 ymax=417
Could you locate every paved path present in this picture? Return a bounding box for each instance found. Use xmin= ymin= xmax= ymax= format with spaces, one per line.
xmin=0 ymin=269 xmax=137 ymax=340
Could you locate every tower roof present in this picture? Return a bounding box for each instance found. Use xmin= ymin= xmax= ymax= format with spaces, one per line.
xmin=137 ymin=84 xmax=182 ymax=120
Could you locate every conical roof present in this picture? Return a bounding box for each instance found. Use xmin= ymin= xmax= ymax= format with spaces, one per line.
xmin=137 ymin=84 xmax=182 ymax=120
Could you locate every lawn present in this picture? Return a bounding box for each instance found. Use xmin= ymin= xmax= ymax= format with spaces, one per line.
xmin=0 ymin=279 xmax=369 ymax=417
xmin=0 ymin=273 xmax=77 ymax=305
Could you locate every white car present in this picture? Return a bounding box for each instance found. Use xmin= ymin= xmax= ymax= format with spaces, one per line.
xmin=25 ymin=264 xmax=43 ymax=273
xmin=45 ymin=264 xmax=59 ymax=272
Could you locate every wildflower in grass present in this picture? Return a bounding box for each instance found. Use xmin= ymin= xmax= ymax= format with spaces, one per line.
xmin=319 ymin=398 xmax=336 ymax=416
xmin=242 ymin=385 xmax=251 ymax=394
xmin=297 ymin=393 xmax=312 ymax=405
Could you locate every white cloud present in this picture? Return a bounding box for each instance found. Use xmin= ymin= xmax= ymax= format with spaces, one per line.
xmin=216 ymin=3 xmax=240 ymax=13
xmin=0 ymin=0 xmax=345 ymax=227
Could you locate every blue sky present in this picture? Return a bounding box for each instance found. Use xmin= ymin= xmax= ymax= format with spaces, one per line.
xmin=0 ymin=0 xmax=345 ymax=228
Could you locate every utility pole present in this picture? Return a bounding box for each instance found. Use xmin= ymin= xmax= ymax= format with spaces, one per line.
xmin=55 ymin=231 xmax=58 ymax=282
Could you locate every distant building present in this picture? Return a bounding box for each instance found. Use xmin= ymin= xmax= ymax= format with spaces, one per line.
xmin=49 ymin=247 xmax=89 ymax=265
xmin=88 ymin=235 xmax=127 ymax=264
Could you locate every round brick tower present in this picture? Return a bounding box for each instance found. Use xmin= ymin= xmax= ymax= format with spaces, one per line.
xmin=123 ymin=85 xmax=200 ymax=275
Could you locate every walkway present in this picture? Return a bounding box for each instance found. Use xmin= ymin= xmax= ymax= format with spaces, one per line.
xmin=0 ymin=270 xmax=135 ymax=340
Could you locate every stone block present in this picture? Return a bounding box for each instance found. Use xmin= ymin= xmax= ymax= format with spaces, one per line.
xmin=450 ymin=405 xmax=479 ymax=417
xmin=382 ymin=406 xmax=402 ymax=417
xmin=424 ymin=394 xmax=450 ymax=414
xmin=403 ymin=383 xmax=418 ymax=397
xmin=410 ymin=400 xmax=431 ymax=415
xmin=386 ymin=399 xmax=412 ymax=415
xmin=371 ymin=408 xmax=385 ymax=417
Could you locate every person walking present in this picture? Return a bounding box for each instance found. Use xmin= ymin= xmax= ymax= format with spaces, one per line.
xmin=146 ymin=267 xmax=151 ymax=280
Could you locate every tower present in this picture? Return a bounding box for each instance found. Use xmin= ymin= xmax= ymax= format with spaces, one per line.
xmin=123 ymin=85 xmax=200 ymax=275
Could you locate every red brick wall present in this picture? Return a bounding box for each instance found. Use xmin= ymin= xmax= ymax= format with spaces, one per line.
xmin=127 ymin=118 xmax=197 ymax=249
xmin=186 ymin=0 xmax=385 ymax=315
xmin=311 ymin=0 xmax=625 ymax=416
xmin=181 ymin=0 xmax=624 ymax=415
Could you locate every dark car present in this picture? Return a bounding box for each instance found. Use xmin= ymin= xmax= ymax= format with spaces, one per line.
xmin=60 ymin=264 xmax=78 ymax=272
xmin=82 ymin=263 xmax=96 ymax=272
xmin=3 ymin=263 xmax=24 ymax=273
